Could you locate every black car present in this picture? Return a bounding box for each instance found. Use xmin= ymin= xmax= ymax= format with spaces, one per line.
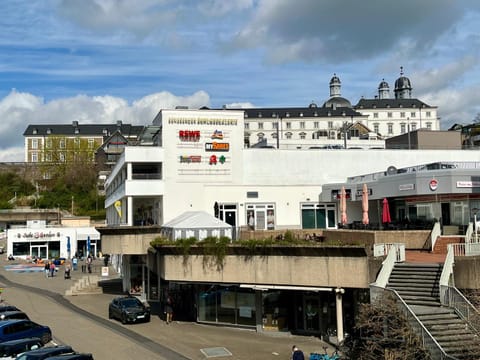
xmin=108 ymin=296 xmax=150 ymax=324
xmin=0 ymin=337 xmax=43 ymax=358
xmin=15 ymin=345 xmax=74 ymax=360
xmin=0 ymin=305 xmax=20 ymax=313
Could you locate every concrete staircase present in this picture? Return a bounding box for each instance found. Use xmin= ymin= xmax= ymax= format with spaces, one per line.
xmin=387 ymin=263 xmax=480 ymax=359
xmin=65 ymin=275 xmax=103 ymax=296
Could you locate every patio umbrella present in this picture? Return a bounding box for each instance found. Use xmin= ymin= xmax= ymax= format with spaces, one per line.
xmin=362 ymin=183 xmax=369 ymax=225
xmin=340 ymin=186 xmax=348 ymax=225
xmin=382 ymin=198 xmax=391 ymax=224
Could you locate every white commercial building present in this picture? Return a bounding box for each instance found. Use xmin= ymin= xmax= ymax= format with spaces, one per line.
xmin=104 ymin=108 xmax=475 ymax=233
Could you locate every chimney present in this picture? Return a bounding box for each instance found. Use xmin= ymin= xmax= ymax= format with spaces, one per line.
xmin=116 ymin=120 xmax=122 ymax=127
xmin=72 ymin=121 xmax=78 ymax=127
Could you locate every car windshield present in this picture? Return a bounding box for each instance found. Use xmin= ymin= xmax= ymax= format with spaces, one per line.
xmin=121 ymin=299 xmax=141 ymax=307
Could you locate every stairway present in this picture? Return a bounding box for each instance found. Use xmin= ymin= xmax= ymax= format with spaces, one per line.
xmin=387 ymin=263 xmax=480 ymax=359
xmin=65 ymin=275 xmax=103 ymax=296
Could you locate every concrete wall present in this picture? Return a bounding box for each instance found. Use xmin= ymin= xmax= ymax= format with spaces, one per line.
xmin=101 ymin=232 xmax=157 ymax=255
xmin=161 ymin=250 xmax=371 ymax=289
xmin=453 ymin=256 xmax=480 ymax=289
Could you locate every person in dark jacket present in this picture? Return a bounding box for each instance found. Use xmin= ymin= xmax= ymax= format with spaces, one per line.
xmin=292 ymin=345 xmax=305 ymax=360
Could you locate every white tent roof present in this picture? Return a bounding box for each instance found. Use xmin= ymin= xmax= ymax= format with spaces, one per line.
xmin=162 ymin=211 xmax=232 ymax=229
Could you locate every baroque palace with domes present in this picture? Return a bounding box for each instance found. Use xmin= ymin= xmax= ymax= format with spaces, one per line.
xmin=240 ymin=68 xmax=440 ymax=149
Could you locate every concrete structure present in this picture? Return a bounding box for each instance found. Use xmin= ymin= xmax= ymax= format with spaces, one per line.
xmin=101 ymin=107 xmax=480 ymax=339
xmin=385 ymin=129 xmax=462 ymax=150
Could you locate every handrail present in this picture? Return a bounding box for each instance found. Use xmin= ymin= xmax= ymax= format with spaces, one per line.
xmin=371 ymin=244 xmax=402 ymax=290
xmin=465 ymin=222 xmax=473 ymax=243
xmin=372 ymin=286 xmax=458 ymax=360
xmin=439 ymin=244 xmax=455 ymax=305
xmin=444 ymin=286 xmax=480 ymax=335
xmin=431 ymin=221 xmax=442 ymax=250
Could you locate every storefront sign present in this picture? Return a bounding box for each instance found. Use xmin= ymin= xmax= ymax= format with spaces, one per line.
xmin=18 ymin=231 xmax=61 ymax=239
xmin=211 ymin=130 xmax=224 ymax=139
xmin=399 ymin=184 xmax=415 ymax=191
xmin=179 ymin=130 xmax=200 ymax=142
xmin=169 ymin=117 xmax=238 ymax=126
xmin=205 ymin=142 xmax=230 ymax=152
xmin=179 ymin=155 xmax=202 ymax=163
xmin=429 ymin=179 xmax=438 ymax=191
xmin=457 ymin=181 xmax=480 ymax=188
xmin=209 ymin=155 xmax=226 ymax=165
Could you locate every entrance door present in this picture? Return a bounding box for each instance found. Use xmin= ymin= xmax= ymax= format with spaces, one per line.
xmin=304 ymin=296 xmax=320 ymax=332
xmin=441 ymin=203 xmax=451 ymax=225
xmin=31 ymin=245 xmax=47 ymax=260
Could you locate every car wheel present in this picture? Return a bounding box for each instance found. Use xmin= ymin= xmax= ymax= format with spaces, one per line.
xmin=41 ymin=333 xmax=51 ymax=345
xmin=121 ymin=313 xmax=127 ymax=324
xmin=108 ymin=309 xmax=113 ymax=319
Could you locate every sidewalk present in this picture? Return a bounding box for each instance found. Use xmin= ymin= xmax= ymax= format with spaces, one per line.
xmin=0 ymin=257 xmax=334 ymax=359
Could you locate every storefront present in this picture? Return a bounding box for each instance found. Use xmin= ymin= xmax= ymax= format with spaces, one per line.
xmin=7 ymin=221 xmax=101 ymax=260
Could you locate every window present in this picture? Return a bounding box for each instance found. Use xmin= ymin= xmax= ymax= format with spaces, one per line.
xmin=373 ymin=113 xmax=378 ymax=119
xmin=74 ymin=138 xmax=80 ymax=148
xmin=258 ymin=122 xmax=263 ymax=130
xmin=59 ymin=139 xmax=65 ymax=149
xmin=400 ymin=112 xmax=405 ymax=118
xmin=257 ymin=133 xmax=264 ymax=140
xmin=301 ymin=203 xmax=336 ymax=229
xmin=314 ymin=121 xmax=319 ymax=129
xmin=46 ymin=128 xmax=51 ymax=134
xmin=272 ymin=122 xmax=278 ymax=129
xmin=373 ymin=123 xmax=379 ymax=133
xmin=271 ymin=133 xmax=277 ymax=138
xmin=299 ymin=132 xmax=306 ymax=139
xmin=45 ymin=153 xmax=52 ymax=162
xmin=410 ymin=112 xmax=416 ymax=118
xmin=286 ymin=122 xmax=291 ymax=129
xmin=245 ymin=123 xmax=249 ymax=130
xmin=31 ymin=152 xmax=38 ymax=162
xmin=285 ymin=132 xmax=292 ymax=139
xmin=88 ymin=139 xmax=94 ymax=148
xmin=74 ymin=128 xmax=80 ymax=134
xmin=426 ymin=122 xmax=432 ymax=130
xmin=300 ymin=122 xmax=305 ymax=129
xmin=426 ymin=111 xmax=431 ymax=117
xmin=328 ymin=121 xmax=333 ymax=129
xmin=31 ymin=139 xmax=38 ymax=149
xmin=400 ymin=123 xmax=406 ymax=134
xmin=46 ymin=139 xmax=52 ymax=149
xmin=387 ymin=123 xmax=393 ymax=135
xmin=59 ymin=153 xmax=65 ymax=162
xmin=387 ymin=112 xmax=393 ymax=118
xmin=411 ymin=123 xmax=417 ymax=131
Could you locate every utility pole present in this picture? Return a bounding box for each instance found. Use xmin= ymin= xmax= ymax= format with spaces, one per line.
xmin=71 ymin=196 xmax=74 ymax=215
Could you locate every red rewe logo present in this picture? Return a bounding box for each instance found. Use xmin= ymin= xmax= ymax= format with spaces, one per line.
xmin=179 ymin=130 xmax=200 ymax=142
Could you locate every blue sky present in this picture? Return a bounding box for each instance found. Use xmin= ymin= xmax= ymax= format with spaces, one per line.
xmin=0 ymin=0 xmax=480 ymax=161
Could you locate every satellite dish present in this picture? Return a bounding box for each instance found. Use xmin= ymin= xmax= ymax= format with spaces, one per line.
xmin=387 ymin=166 xmax=397 ymax=175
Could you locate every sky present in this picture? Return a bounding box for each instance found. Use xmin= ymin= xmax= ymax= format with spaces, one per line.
xmin=1 ymin=0 xmax=480 ymax=161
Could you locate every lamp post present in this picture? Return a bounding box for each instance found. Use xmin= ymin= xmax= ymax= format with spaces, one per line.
xmin=473 ymin=208 xmax=478 ymax=242
xmin=276 ymin=115 xmax=280 ymax=149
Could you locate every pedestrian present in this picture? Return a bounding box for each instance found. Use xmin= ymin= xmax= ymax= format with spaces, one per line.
xmin=72 ymin=256 xmax=78 ymax=271
xmin=87 ymin=255 xmax=92 ymax=273
xmin=49 ymin=261 xmax=55 ymax=278
xmin=165 ymin=295 xmax=174 ymax=324
xmin=44 ymin=261 xmax=50 ymax=278
xmin=291 ymin=345 xmax=305 ymax=360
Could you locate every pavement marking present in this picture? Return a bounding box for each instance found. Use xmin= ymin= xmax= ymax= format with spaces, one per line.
xmin=4 ymin=264 xmax=44 ymax=272
xmin=200 ymin=347 xmax=232 ymax=358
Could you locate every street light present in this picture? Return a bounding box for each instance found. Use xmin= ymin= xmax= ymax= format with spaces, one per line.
xmin=473 ymin=208 xmax=478 ymax=242
xmin=407 ymin=117 xmax=411 ymax=150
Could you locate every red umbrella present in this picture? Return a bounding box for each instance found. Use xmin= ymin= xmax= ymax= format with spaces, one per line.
xmin=340 ymin=186 xmax=348 ymax=225
xmin=362 ymin=183 xmax=369 ymax=225
xmin=382 ymin=198 xmax=391 ymax=223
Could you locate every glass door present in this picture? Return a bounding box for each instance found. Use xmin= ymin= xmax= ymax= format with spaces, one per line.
xmin=31 ymin=245 xmax=47 ymax=260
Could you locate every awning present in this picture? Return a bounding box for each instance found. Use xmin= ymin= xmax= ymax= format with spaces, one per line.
xmin=76 ymin=227 xmax=100 ymax=240
xmin=240 ymin=284 xmax=332 ymax=292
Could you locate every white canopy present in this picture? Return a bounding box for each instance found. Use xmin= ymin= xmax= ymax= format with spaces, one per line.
xmin=161 ymin=211 xmax=232 ymax=240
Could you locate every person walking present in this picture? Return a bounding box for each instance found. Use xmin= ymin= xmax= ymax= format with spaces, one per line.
xmin=87 ymin=255 xmax=92 ymax=273
xmin=49 ymin=261 xmax=55 ymax=278
xmin=165 ymin=295 xmax=174 ymax=324
xmin=44 ymin=261 xmax=50 ymax=278
xmin=72 ymin=256 xmax=78 ymax=271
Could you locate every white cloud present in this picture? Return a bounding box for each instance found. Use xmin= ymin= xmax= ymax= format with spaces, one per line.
xmin=0 ymin=89 xmax=211 ymax=162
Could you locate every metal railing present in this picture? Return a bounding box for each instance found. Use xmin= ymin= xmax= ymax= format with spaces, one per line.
xmin=371 ymin=286 xmax=457 ymax=360
xmin=443 ymin=286 xmax=480 ymax=335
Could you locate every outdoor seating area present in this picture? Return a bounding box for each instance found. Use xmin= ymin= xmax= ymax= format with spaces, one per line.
xmin=338 ymin=219 xmax=436 ymax=231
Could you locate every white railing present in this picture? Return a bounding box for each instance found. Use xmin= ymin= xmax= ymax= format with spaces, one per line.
xmin=440 ymin=244 xmax=455 ymax=305
xmin=450 ymin=242 xmax=480 ymax=256
xmin=371 ymin=243 xmax=405 ymax=294
xmin=431 ymin=221 xmax=442 ymax=250
xmin=465 ymin=222 xmax=474 ymax=243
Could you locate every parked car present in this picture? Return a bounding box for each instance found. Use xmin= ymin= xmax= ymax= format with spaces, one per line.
xmin=0 ymin=320 xmax=51 ymax=344
xmin=0 ymin=337 xmax=43 ymax=359
xmin=44 ymin=354 xmax=94 ymax=360
xmin=15 ymin=346 xmax=73 ymax=360
xmin=108 ymin=296 xmax=150 ymax=324
xmin=0 ymin=311 xmax=29 ymax=321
